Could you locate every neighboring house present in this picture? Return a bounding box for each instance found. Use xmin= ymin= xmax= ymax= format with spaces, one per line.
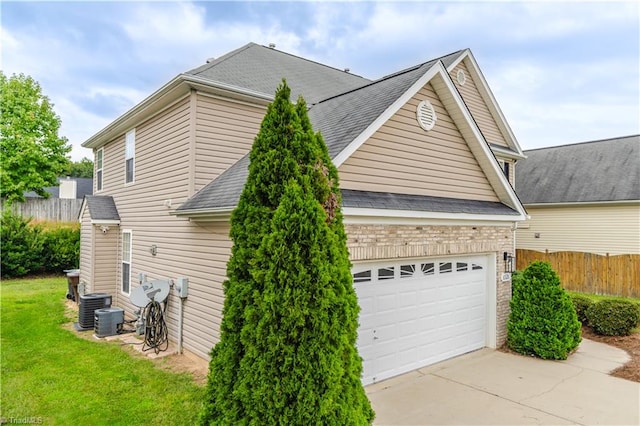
xmin=79 ymin=43 xmax=526 ymax=385
xmin=9 ymin=177 xmax=94 ymax=222
xmin=24 ymin=177 xmax=93 ymax=199
xmin=515 ymin=135 xmax=640 ymax=256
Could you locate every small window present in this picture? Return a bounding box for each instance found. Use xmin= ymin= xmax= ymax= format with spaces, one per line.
xmin=456 ymin=262 xmax=468 ymax=272
xmin=378 ymin=266 xmax=394 ymax=280
xmin=421 ymin=263 xmax=435 ymax=275
xmin=472 ymin=264 xmax=483 ymax=271
xmin=96 ymin=148 xmax=103 ymax=192
xmin=439 ymin=262 xmax=452 ymax=273
xmin=503 ymin=161 xmax=510 ymax=181
xmin=353 ymin=270 xmax=372 ymax=283
xmin=122 ymin=230 xmax=132 ymax=295
xmin=125 ymin=129 xmax=135 ymax=184
xmin=400 ymin=264 xmax=415 ymax=278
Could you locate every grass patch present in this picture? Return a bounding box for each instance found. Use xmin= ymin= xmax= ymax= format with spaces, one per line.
xmin=1 ymin=276 xmax=204 ymax=425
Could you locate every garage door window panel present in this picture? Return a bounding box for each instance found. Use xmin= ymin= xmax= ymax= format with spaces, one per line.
xmin=421 ymin=263 xmax=435 ymax=275
xmin=378 ymin=266 xmax=395 ymax=280
xmin=439 ymin=262 xmax=453 ymax=273
xmin=400 ymin=264 xmax=416 ymax=278
xmin=354 ymin=270 xmax=372 ymax=283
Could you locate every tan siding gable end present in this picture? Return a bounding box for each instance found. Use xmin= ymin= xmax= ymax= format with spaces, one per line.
xmin=338 ymin=82 xmax=499 ymax=202
xmin=450 ymin=61 xmax=508 ymax=148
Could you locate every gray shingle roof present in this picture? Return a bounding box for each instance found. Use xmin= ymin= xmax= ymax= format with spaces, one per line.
xmin=84 ymin=195 xmax=120 ymax=221
xmin=515 ymin=135 xmax=640 ymax=204
xmin=309 ymin=59 xmax=438 ymax=158
xmin=187 ymin=43 xmax=371 ymax=104
xmin=342 ymin=190 xmax=520 ymax=215
xmin=177 ymin=49 xmax=468 ymax=214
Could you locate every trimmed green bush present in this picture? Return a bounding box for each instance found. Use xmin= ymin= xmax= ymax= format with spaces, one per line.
xmin=1 ymin=209 xmax=44 ymax=277
xmin=508 ymin=261 xmax=582 ymax=359
xmin=0 ymin=210 xmax=80 ymax=277
xmin=200 ymin=81 xmax=373 ymax=425
xmin=42 ymin=226 xmax=80 ymax=272
xmin=570 ymin=293 xmax=594 ymax=324
xmin=586 ymin=300 xmax=640 ymax=336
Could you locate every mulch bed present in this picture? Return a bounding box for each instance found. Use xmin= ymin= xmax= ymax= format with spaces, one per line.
xmin=580 ymin=325 xmax=640 ymax=383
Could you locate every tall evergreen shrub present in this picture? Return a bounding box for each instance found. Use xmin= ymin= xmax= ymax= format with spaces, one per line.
xmin=200 ymin=81 xmax=373 ymax=425
xmin=507 ymin=261 xmax=582 ymax=359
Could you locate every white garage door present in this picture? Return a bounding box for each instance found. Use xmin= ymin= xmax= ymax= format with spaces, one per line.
xmin=353 ymin=255 xmax=489 ymax=385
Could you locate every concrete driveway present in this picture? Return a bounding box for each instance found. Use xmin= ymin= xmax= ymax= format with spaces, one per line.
xmin=366 ymin=339 xmax=639 ymax=425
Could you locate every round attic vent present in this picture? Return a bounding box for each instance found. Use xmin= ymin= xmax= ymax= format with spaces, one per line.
xmin=416 ymin=100 xmax=437 ymax=131
xmin=457 ymin=69 xmax=466 ymax=85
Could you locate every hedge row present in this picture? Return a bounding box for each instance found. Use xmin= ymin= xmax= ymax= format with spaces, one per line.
xmin=1 ymin=209 xmax=80 ymax=278
xmin=570 ymin=293 xmax=640 ymax=336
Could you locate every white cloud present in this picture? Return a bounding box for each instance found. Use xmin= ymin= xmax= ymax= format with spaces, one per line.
xmin=120 ymin=2 xmax=302 ymax=68
xmin=1 ymin=0 xmax=637 ymax=159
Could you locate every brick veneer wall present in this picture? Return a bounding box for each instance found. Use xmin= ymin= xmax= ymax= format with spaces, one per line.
xmin=345 ymin=223 xmax=515 ymax=347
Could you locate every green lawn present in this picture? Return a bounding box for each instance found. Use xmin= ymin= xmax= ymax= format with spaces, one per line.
xmin=1 ymin=277 xmax=204 ymax=425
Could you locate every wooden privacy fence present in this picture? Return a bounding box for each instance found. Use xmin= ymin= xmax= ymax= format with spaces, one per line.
xmin=1 ymin=198 xmax=83 ymax=222
xmin=516 ymin=249 xmax=640 ymax=298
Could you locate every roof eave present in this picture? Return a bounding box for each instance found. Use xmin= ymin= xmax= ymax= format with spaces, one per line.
xmin=490 ymin=145 xmax=527 ymax=161
xmin=82 ymin=74 xmax=273 ymax=150
xmin=171 ymin=206 xmax=234 ymax=221
xmin=343 ymin=207 xmax=525 ymax=225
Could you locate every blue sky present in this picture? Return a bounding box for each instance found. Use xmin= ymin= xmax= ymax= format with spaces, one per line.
xmin=2 ymin=1 xmax=638 ymax=161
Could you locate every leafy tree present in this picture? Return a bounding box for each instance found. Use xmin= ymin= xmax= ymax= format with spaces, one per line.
xmin=508 ymin=261 xmax=582 ymax=359
xmin=200 ymin=81 xmax=373 ymax=425
xmin=65 ymin=157 xmax=94 ymax=178
xmin=1 ymin=72 xmax=71 ymax=203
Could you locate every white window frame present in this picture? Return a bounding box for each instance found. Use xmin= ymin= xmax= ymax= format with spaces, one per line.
xmin=121 ymin=230 xmax=132 ymax=295
xmin=125 ymin=129 xmax=135 ymax=185
xmin=96 ymin=148 xmax=104 ymax=192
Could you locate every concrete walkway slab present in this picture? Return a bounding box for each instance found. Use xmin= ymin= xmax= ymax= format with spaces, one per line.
xmin=366 ymin=339 xmax=640 ymax=426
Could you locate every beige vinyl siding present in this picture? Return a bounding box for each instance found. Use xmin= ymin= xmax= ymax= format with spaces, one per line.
xmin=516 ymin=204 xmax=640 ymax=255
xmin=338 ymin=82 xmax=499 ymax=202
xmin=194 ymin=94 xmax=265 ymax=191
xmin=97 ymin=94 xmax=235 ymax=359
xmin=450 ymin=61 xmax=508 ymax=148
xmin=79 ymin=206 xmax=93 ymax=291
xmin=93 ymin=227 xmax=119 ymax=294
xmin=79 ymin=204 xmax=120 ymax=295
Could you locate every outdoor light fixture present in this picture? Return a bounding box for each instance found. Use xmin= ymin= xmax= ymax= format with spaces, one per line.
xmin=150 ymin=244 xmax=158 ymax=256
xmin=503 ymin=252 xmax=515 ymax=273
